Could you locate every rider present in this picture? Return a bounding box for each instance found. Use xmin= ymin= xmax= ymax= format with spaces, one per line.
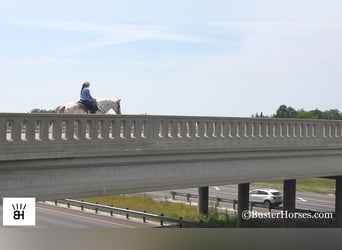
xmin=79 ymin=82 xmax=98 ymax=113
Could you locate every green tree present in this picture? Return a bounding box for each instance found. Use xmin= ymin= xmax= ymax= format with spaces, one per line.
xmin=311 ymin=108 xmax=323 ymax=119
xmin=274 ymin=105 xmax=297 ymax=118
xmin=296 ymin=109 xmax=315 ymax=119
xmin=322 ymin=109 xmax=342 ymax=120
xmin=273 ymin=105 xmax=342 ymax=120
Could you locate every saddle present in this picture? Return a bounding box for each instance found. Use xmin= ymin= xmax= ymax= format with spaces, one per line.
xmin=78 ymin=100 xmax=99 ymax=113
xmin=78 ymin=101 xmax=90 ymax=113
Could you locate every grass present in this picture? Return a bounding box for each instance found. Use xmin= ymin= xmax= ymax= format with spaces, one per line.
xmin=79 ymin=194 xmax=236 ymax=227
xmin=81 ymin=195 xmax=196 ymax=218
xmin=252 ymin=177 xmax=335 ymax=194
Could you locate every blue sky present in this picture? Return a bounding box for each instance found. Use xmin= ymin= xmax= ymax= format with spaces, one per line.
xmin=1 ymin=0 xmax=341 ymax=116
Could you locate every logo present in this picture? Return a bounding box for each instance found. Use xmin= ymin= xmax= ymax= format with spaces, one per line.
xmin=3 ymin=197 xmax=36 ymax=226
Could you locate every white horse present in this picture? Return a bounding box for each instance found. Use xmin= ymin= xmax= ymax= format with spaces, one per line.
xmin=56 ymin=99 xmax=121 ymax=115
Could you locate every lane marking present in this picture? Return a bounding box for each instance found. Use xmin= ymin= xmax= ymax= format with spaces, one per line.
xmin=297 ymin=197 xmax=335 ymax=204
xmin=37 ymin=205 xmax=135 ymax=228
xmin=297 ymin=197 xmax=307 ymax=202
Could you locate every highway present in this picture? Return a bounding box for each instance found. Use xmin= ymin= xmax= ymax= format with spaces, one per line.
xmin=1 ymin=185 xmax=335 ymax=228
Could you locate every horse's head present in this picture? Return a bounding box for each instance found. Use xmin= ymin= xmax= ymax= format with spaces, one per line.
xmin=113 ymin=99 xmax=121 ymax=114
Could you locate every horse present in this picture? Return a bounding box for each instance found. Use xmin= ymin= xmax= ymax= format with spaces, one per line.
xmin=55 ymin=99 xmax=121 ymax=139
xmin=56 ymin=99 xmax=121 ymax=115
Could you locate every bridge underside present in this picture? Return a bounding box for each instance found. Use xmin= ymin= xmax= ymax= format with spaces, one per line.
xmin=1 ymin=147 xmax=342 ymax=203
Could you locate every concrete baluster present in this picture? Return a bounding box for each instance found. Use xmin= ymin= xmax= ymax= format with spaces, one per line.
xmin=258 ymin=121 xmax=267 ymax=138
xmin=244 ymin=121 xmax=253 ymax=138
xmin=197 ymin=121 xmax=205 ymax=138
xmin=158 ymin=120 xmax=167 ymax=138
xmin=285 ymin=123 xmax=292 ymax=138
xmin=188 ymin=120 xmax=196 ymax=138
xmin=229 ymin=121 xmax=237 ymax=138
xmin=217 ymin=121 xmax=224 ymax=138
xmin=87 ymin=120 xmax=97 ymax=140
xmin=270 ymin=122 xmax=277 ymax=138
xmin=25 ymin=118 xmax=36 ymax=142
xmin=123 ymin=120 xmax=131 ymax=139
xmin=207 ymin=121 xmax=214 ymax=138
xmin=51 ymin=119 xmax=62 ymax=141
xmin=77 ymin=119 xmax=87 ymax=140
xmin=39 ymin=119 xmax=50 ymax=141
xmin=140 ymin=120 xmax=148 ymax=139
xmin=170 ymin=120 xmax=178 ymax=138
xmin=179 ymin=120 xmax=187 ymax=138
xmin=11 ymin=119 xmax=22 ymax=143
xmin=111 ymin=119 xmax=121 ymax=139
xmin=0 ymin=117 xmax=7 ymax=142
xmin=131 ymin=120 xmax=138 ymax=139
xmin=221 ymin=121 xmax=229 ymax=139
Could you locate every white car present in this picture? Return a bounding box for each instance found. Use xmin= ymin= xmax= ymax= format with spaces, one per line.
xmin=249 ymin=188 xmax=283 ymax=207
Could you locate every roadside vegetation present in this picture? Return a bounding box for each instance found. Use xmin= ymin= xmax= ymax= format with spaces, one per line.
xmin=252 ymin=178 xmax=335 ymax=194
xmin=80 ymin=194 xmax=236 ymax=227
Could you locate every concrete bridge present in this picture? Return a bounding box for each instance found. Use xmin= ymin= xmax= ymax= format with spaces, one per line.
xmin=1 ymin=113 xmax=342 ymax=226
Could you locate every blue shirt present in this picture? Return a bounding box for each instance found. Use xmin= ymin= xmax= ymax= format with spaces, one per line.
xmin=80 ymin=88 xmax=93 ymax=101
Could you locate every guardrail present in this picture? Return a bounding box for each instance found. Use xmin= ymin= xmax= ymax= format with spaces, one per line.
xmin=170 ymin=191 xmax=271 ymax=211
xmin=54 ymin=199 xmax=218 ymax=228
xmin=170 ymin=191 xmax=238 ymax=209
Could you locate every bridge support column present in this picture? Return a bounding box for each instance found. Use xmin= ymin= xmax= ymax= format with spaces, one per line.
xmin=283 ymin=179 xmax=296 ymax=227
xmin=197 ymin=186 xmax=209 ymax=216
xmin=237 ymin=183 xmax=249 ymax=228
xmin=335 ymin=176 xmax=342 ymax=227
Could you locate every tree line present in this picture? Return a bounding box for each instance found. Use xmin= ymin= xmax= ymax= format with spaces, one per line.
xmin=262 ymin=105 xmax=342 ymax=120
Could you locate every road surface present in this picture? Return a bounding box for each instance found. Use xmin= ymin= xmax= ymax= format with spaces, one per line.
xmin=0 ymin=202 xmax=158 ymax=228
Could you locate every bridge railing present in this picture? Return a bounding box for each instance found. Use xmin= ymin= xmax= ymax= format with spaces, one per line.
xmin=1 ymin=113 xmax=342 ymax=160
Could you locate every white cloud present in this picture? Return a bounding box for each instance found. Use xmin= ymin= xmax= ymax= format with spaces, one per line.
xmin=0 ymin=58 xmax=97 ymax=67
xmin=19 ymin=22 xmax=207 ymax=50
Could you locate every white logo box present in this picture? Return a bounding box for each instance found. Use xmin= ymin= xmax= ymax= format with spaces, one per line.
xmin=3 ymin=197 xmax=36 ymax=226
